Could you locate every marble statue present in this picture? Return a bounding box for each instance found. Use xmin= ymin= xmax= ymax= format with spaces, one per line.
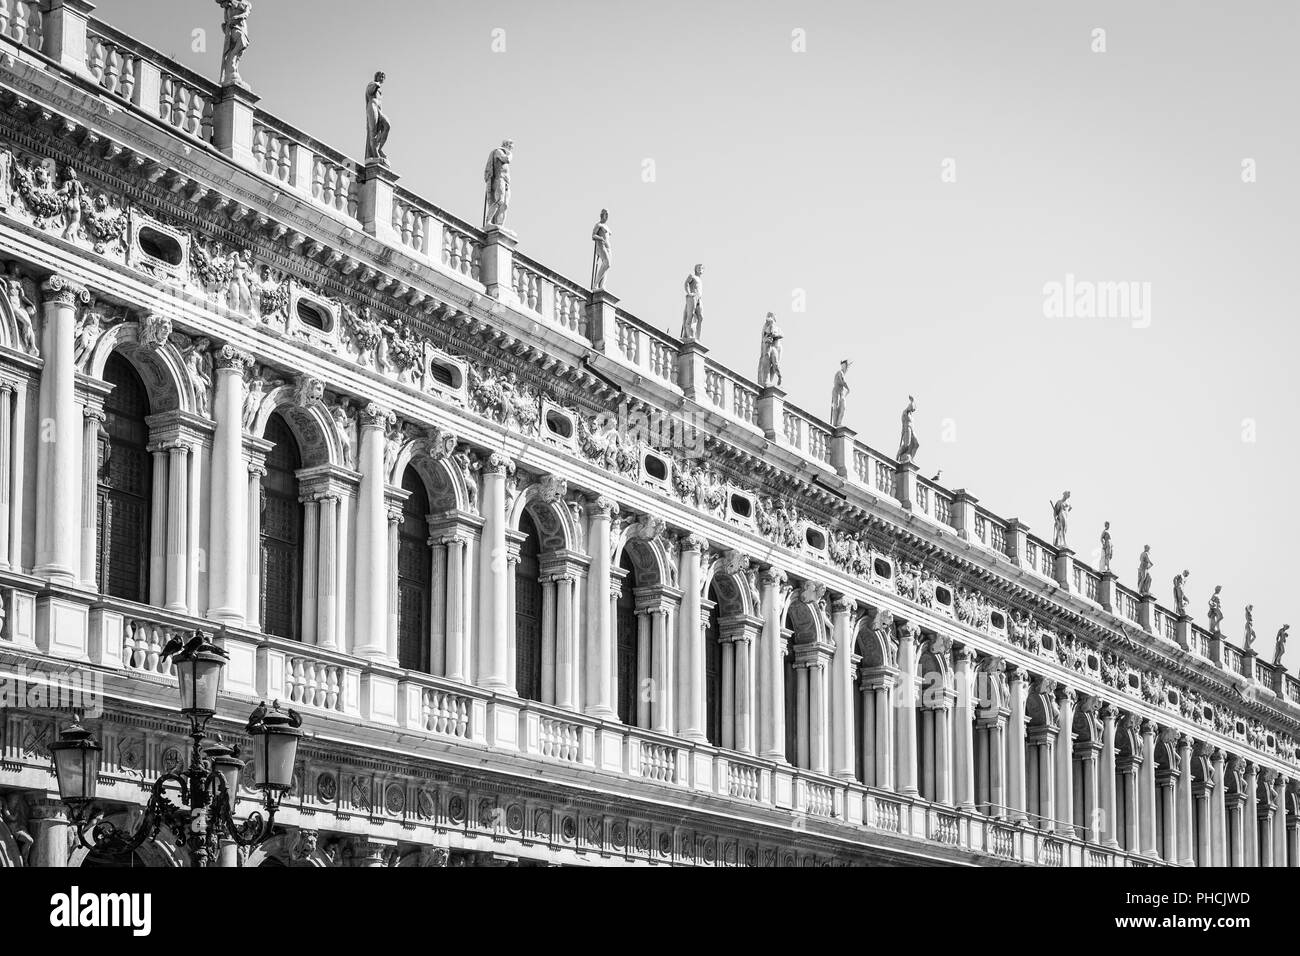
xmin=1099 ymin=521 xmax=1113 ymax=572
xmin=897 ymin=395 xmax=919 ymax=461
xmin=1137 ymin=545 xmax=1153 ymax=595
xmin=179 ymin=335 xmax=214 ymax=417
xmin=758 ymin=312 xmax=783 ymax=388
xmin=1275 ymin=624 xmax=1290 ymax=667
xmin=483 ymin=140 xmax=513 ymax=229
xmin=590 ymin=209 xmax=611 ymax=291
xmin=58 ymin=167 xmax=83 ymax=241
xmin=330 ymin=400 xmax=356 ymax=469
xmin=1207 ymin=585 xmax=1223 ymax=635
xmin=72 ymin=308 xmax=101 ymax=368
xmin=1173 ymin=569 xmax=1190 ymax=617
xmin=1243 ymin=605 xmax=1256 ymax=653
xmin=216 ymin=0 xmax=252 ymax=88
xmin=2 ymin=264 xmax=38 ymax=355
xmin=365 ymin=72 xmax=390 ymax=165
xmin=830 ymin=360 xmax=850 ymax=428
xmin=1050 ymin=490 xmax=1071 ymax=549
xmin=680 ymin=264 xmax=704 ymax=342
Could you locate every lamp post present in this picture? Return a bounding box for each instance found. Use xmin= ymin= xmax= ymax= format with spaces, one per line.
xmin=49 ymin=629 xmax=303 ymax=867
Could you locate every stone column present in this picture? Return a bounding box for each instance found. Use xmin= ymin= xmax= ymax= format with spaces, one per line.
xmin=207 ymin=347 xmax=251 ymax=622
xmin=386 ymin=504 xmax=401 ymax=660
xmin=1244 ymin=762 xmax=1258 ymax=867
xmin=1100 ymin=703 xmax=1119 ymax=847
xmin=1258 ymin=769 xmax=1275 ymax=868
xmin=1119 ymin=755 xmax=1140 ymax=853
xmin=1176 ymin=734 xmax=1195 ymax=866
xmin=830 ymin=597 xmax=856 ymax=779
xmin=677 ymin=534 xmax=707 ymax=742
xmin=953 ymin=647 xmax=976 ymax=810
xmin=554 ymin=570 xmax=578 ymax=709
xmin=1274 ymin=774 xmax=1287 ymax=868
xmin=895 ymin=620 xmax=921 ymax=796
xmin=1157 ymin=768 xmax=1177 ymax=863
xmin=720 ymin=634 xmax=735 ymax=749
xmin=245 ymin=459 xmax=266 ymax=625
xmin=584 ymin=496 xmax=618 ymax=718
xmin=164 ymin=442 xmax=191 ymax=612
xmin=147 ymin=446 xmax=167 ymax=604
xmin=476 ymin=453 xmax=512 ymax=691
xmin=635 ymin=609 xmax=652 ymax=728
xmin=1006 ymin=666 xmax=1028 ymax=822
xmin=723 ymin=617 xmax=759 ymax=754
xmin=758 ymin=569 xmax=787 ymax=760
xmin=1139 ymin=720 xmax=1159 ymax=858
xmin=443 ymin=534 xmax=467 ymax=682
xmin=28 ymin=799 xmax=70 ymax=868
xmin=353 ymin=404 xmax=392 ymax=660
xmin=317 ymin=494 xmax=339 ymax=649
xmin=79 ymin=403 xmax=104 ymax=589
xmin=34 ymin=276 xmax=89 ymax=583
xmin=6 ymin=380 xmax=25 ymax=572
xmin=651 ymin=602 xmax=674 ymax=733
xmin=0 ymin=383 xmax=12 ymax=570
xmin=1078 ymin=740 xmax=1101 ymax=843
xmin=1054 ymin=686 xmax=1075 ymax=837
xmin=1210 ymin=749 xmax=1227 ymax=867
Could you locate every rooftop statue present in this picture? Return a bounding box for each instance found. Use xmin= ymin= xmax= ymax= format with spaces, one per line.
xmin=897 ymin=395 xmax=919 ymax=461
xmin=1275 ymin=624 xmax=1290 ymax=668
xmin=216 ymin=0 xmax=252 ymax=89
xmin=591 ymin=209 xmax=611 ymax=291
xmin=830 ymin=360 xmax=850 ymax=428
xmin=1173 ymin=569 xmax=1190 ymax=617
xmin=1243 ymin=605 xmax=1256 ymax=653
xmin=758 ymin=312 xmax=783 ymax=388
xmin=1207 ymin=585 xmax=1223 ymax=635
xmin=1099 ymin=521 xmax=1113 ymax=572
xmin=1137 ymin=545 xmax=1153 ymax=595
xmin=365 ymin=72 xmax=390 ymax=165
xmin=680 ymin=264 xmax=704 ymax=342
xmin=1050 ymin=490 xmax=1071 ymax=549
xmin=484 ymin=140 xmax=514 ymax=229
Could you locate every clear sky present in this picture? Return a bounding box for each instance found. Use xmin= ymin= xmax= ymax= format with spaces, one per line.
xmin=94 ymin=0 xmax=1300 ymax=668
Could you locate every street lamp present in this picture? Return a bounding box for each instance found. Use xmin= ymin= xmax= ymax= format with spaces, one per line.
xmin=49 ymin=629 xmax=303 ymax=867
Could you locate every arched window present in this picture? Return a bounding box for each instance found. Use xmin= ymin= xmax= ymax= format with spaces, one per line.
xmin=514 ymin=512 xmax=543 ymax=701
xmin=616 ymin=553 xmax=638 ymax=726
xmin=96 ymin=353 xmax=152 ymax=601
xmin=704 ymin=588 xmax=721 ymax=747
xmin=397 ymin=467 xmax=432 ymax=672
xmin=260 ymin=413 xmax=303 ymax=640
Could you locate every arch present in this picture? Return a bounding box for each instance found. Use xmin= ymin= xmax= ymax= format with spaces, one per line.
xmin=244 ymin=831 xmax=333 ymax=868
xmin=854 ymin=612 xmax=897 ymax=670
xmin=514 ymin=510 xmax=544 ymax=701
xmin=1071 ymin=698 xmax=1102 ymax=744
xmin=68 ymin=811 xmax=186 ymax=867
xmin=392 ymin=444 xmax=473 ymax=514
xmin=0 ymin=813 xmax=25 ymax=867
xmin=85 ymin=321 xmax=191 ymax=413
xmin=97 ymin=352 xmax=153 ymax=602
xmin=782 ymin=591 xmax=828 ymax=647
xmin=397 ymin=465 xmax=433 ymax=672
xmin=615 ymin=550 xmax=639 ymax=727
xmin=701 ymin=554 xmax=759 ymax=618
xmin=613 ymin=528 xmax=674 ymax=590
xmin=507 ymin=477 xmax=581 ymax=553
xmin=261 ymin=411 xmax=305 ymax=640
xmin=252 ymin=384 xmax=343 ymax=468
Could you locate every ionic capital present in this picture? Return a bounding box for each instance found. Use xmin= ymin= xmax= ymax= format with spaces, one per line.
xmin=40 ymin=274 xmax=90 ymax=307
xmin=586 ymin=494 xmax=619 ymax=518
xmin=481 ymin=451 xmax=515 ymax=476
xmin=216 ymin=344 xmax=255 ymax=371
xmin=360 ymin=402 xmax=394 ymax=429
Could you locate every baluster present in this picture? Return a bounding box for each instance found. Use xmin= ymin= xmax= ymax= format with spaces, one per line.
xmin=312 ymin=156 xmax=326 ymax=201
xmin=252 ymin=127 xmax=268 ymax=172
xmin=104 ymin=48 xmax=121 ymax=95
xmin=121 ymin=54 xmax=136 ymax=102
xmin=13 ymin=0 xmax=27 ymax=44
xmin=186 ymin=90 xmax=203 ymax=137
xmin=159 ymin=74 xmax=174 ymax=125
xmin=326 ymin=667 xmax=340 ymax=710
xmin=88 ymin=38 xmax=105 ymax=85
xmin=276 ymin=140 xmax=291 ymax=183
xmin=0 ymin=1 xmax=10 ymax=43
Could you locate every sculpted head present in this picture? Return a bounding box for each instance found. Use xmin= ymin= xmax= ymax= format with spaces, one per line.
xmin=374 ymin=71 xmax=385 ymax=83
xmin=599 ymin=208 xmax=609 ymax=222
xmin=693 ymin=263 xmax=704 ymax=277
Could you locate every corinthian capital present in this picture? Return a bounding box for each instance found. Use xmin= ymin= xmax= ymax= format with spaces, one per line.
xmin=216 ymin=344 xmax=255 ymax=371
xmin=896 ymin=619 xmax=922 ymax=644
xmin=681 ymin=533 xmax=708 ymax=554
xmin=586 ymin=494 xmax=619 ymax=518
xmin=481 ymin=451 xmax=515 ymax=476
xmin=40 ymin=275 xmax=90 ymax=307
xmin=759 ymin=567 xmax=787 ymax=590
xmin=360 ymin=401 xmax=394 ymax=428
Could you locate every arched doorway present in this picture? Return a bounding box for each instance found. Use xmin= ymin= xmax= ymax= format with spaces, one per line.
xmin=260 ymin=412 xmax=304 ymax=639
xmin=397 ymin=466 xmax=432 ymax=672
xmin=96 ymin=352 xmax=152 ymax=602
xmin=514 ymin=512 xmax=543 ymax=701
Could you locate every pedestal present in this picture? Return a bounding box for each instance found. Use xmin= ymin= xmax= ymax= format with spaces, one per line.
xmin=479 ymin=226 xmax=518 ymax=302
xmin=213 ymin=84 xmax=261 ymax=170
xmin=358 ymin=161 xmax=400 ymax=243
xmin=1053 ymin=548 xmax=1074 ymax=592
xmin=756 ymin=386 xmax=786 ymax=443
xmin=586 ymin=289 xmax=619 ymax=353
xmin=895 ymin=460 xmax=919 ymax=512
xmin=830 ymin=426 xmax=856 ymax=479
xmin=676 ymin=341 xmax=708 ymax=401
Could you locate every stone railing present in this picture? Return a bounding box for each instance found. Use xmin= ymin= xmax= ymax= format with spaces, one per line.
xmin=807 ymin=423 xmax=832 ymax=464
xmin=511 ymin=259 xmax=543 ymax=312
xmin=552 ymin=281 xmax=587 ymax=337
xmin=700 ymin=359 xmax=761 ymax=428
xmin=251 ymin=121 xmax=297 ymax=186
xmin=503 ymin=252 xmax=590 ymax=339
xmin=120 ymin=615 xmax=180 ymax=677
xmin=727 ymin=759 xmax=762 ymax=801
xmin=420 ymin=687 xmax=472 ymax=738
xmin=391 ymin=195 xmax=433 ymax=257
xmin=0 ymin=0 xmax=44 ymax=52
xmin=284 ymin=654 xmax=347 ymax=712
xmin=613 ymin=314 xmax=678 ymax=383
xmin=804 ymin=779 xmax=835 ymax=817
xmin=158 ymin=70 xmax=215 ymax=143
xmin=86 ymin=32 xmax=140 ymax=102
xmin=537 ymin=715 xmax=583 ymax=762
xmin=1115 ymin=585 xmax=1141 ymax=624
xmin=930 ymin=810 xmax=960 ymax=845
xmin=439 ymin=220 xmax=483 ymax=282
xmin=638 ymin=740 xmax=679 ymax=783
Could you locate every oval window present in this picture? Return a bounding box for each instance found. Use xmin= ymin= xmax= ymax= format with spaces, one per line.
xmin=643 ymin=453 xmax=668 ymax=482
xmin=873 ymin=558 xmax=893 ymax=579
xmin=804 ymin=527 xmax=826 ymax=551
xmin=137 ymin=226 xmax=183 ymax=265
xmin=545 ymin=410 xmax=574 ymax=439
xmin=296 ymin=300 xmax=332 ymax=332
xmin=730 ymin=494 xmax=752 ymax=519
xmin=989 ymin=610 xmax=1005 ymax=630
xmin=429 ymin=360 xmax=460 ymax=389
xmin=934 ymin=585 xmax=952 ymax=606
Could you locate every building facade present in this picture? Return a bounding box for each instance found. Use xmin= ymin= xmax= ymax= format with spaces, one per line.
xmin=0 ymin=2 xmax=1296 ymax=868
